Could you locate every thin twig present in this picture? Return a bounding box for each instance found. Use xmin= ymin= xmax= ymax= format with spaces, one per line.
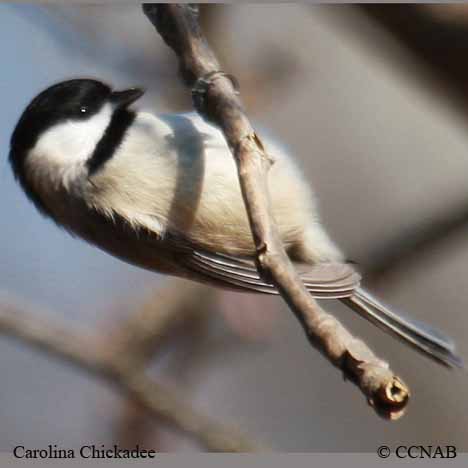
xmin=142 ymin=3 xmax=410 ymax=418
xmin=0 ymin=298 xmax=262 ymax=452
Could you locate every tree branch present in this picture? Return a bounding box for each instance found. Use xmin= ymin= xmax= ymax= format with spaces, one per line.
xmin=0 ymin=298 xmax=262 ymax=452
xmin=142 ymin=3 xmax=409 ymax=419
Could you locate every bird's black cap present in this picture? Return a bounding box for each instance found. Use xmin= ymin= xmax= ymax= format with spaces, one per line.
xmin=11 ymin=79 xmax=113 ymax=154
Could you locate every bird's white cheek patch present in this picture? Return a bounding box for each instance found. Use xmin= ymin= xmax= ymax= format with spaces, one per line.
xmin=24 ymin=104 xmax=113 ymax=198
xmin=31 ymin=103 xmax=113 ymax=169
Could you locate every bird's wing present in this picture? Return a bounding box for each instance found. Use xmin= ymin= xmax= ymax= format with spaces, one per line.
xmin=180 ymin=247 xmax=361 ymax=298
xmin=97 ymin=210 xmax=360 ymax=298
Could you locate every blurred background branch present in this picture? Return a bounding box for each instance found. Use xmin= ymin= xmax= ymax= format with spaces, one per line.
xmin=351 ymin=5 xmax=468 ymax=285
xmin=0 ymin=287 xmax=263 ymax=452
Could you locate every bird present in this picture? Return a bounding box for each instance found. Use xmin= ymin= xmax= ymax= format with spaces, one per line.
xmin=9 ymin=78 xmax=462 ymax=367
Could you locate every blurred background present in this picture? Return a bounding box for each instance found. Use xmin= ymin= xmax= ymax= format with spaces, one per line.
xmin=1 ymin=3 xmax=468 ymax=452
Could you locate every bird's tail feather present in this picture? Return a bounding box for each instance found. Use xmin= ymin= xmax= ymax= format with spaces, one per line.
xmin=341 ymin=287 xmax=463 ymax=368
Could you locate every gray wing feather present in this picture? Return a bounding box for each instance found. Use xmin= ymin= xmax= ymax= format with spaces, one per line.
xmin=184 ymin=249 xmax=361 ymax=298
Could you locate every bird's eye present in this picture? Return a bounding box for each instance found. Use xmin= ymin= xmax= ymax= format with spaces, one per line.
xmin=80 ymin=106 xmax=88 ymax=114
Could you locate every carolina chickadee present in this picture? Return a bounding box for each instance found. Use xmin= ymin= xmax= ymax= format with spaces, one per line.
xmin=9 ymin=79 xmax=461 ymax=367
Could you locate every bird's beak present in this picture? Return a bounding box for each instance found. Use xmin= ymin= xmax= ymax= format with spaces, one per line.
xmin=110 ymin=87 xmax=145 ymax=108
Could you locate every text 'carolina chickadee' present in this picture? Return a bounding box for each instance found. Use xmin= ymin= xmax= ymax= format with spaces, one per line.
xmin=9 ymin=79 xmax=462 ymax=367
